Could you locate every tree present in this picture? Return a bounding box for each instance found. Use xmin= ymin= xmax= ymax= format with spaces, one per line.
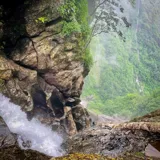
xmin=88 ymin=0 xmax=131 ymax=41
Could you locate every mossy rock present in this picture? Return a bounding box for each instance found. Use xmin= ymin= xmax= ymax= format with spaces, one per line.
xmin=51 ymin=153 xmax=112 ymax=160
xmin=51 ymin=153 xmax=158 ymax=160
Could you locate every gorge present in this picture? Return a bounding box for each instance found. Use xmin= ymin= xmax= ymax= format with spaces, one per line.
xmin=0 ymin=0 xmax=160 ymax=159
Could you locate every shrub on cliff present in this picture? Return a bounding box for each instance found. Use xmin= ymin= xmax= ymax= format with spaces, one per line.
xmin=58 ymin=0 xmax=93 ymax=71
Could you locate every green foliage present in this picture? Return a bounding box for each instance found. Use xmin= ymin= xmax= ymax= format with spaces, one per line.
xmin=61 ymin=21 xmax=81 ymax=36
xmin=82 ymin=1 xmax=160 ymax=118
xmin=35 ymin=17 xmax=48 ymax=23
xmin=82 ymin=29 xmax=160 ymax=117
xmin=59 ymin=0 xmax=92 ymax=70
xmin=82 ymin=49 xmax=93 ymax=71
xmin=85 ymin=88 xmax=160 ymax=119
xmin=83 ymin=29 xmax=160 ymax=118
xmin=58 ymin=0 xmax=76 ymax=21
xmin=75 ymin=0 xmax=92 ymax=69
xmin=75 ymin=0 xmax=91 ymax=39
xmin=58 ymin=0 xmax=90 ymax=38
xmin=81 ymin=24 xmax=91 ymax=40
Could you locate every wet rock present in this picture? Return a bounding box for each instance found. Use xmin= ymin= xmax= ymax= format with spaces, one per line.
xmin=63 ymin=106 xmax=77 ymax=136
xmin=65 ymin=126 xmax=151 ymax=157
xmin=72 ymin=105 xmax=91 ymax=131
xmin=0 ymin=116 xmax=50 ymax=160
xmin=66 ymin=97 xmax=81 ymax=107
xmin=0 ymin=117 xmax=16 ymax=147
xmin=0 ymin=145 xmax=51 ymax=160
xmin=31 ymin=84 xmax=49 ymax=110
xmin=64 ymin=110 xmax=160 ymax=158
xmin=49 ymin=88 xmax=65 ymax=118
xmin=0 ymin=54 xmax=37 ymax=110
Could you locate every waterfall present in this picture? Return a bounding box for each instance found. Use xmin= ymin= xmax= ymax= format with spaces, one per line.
xmin=135 ymin=0 xmax=141 ymax=62
xmin=0 ymin=94 xmax=64 ymax=157
xmin=136 ymin=76 xmax=144 ymax=93
xmin=135 ymin=0 xmax=144 ymax=93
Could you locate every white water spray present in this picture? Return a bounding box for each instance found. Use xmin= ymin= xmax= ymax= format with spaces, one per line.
xmin=0 ymin=94 xmax=64 ymax=157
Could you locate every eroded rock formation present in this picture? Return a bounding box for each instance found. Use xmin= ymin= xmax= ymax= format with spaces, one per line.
xmin=0 ymin=0 xmax=90 ymax=135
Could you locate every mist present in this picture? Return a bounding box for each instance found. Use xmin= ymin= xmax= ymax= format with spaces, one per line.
xmin=82 ymin=0 xmax=160 ymax=119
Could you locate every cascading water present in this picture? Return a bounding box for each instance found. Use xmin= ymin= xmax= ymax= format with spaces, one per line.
xmin=135 ymin=0 xmax=141 ymax=62
xmin=135 ymin=0 xmax=144 ymax=93
xmin=0 ymin=94 xmax=64 ymax=157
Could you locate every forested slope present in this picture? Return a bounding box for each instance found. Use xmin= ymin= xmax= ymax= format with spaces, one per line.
xmin=82 ymin=0 xmax=160 ymax=118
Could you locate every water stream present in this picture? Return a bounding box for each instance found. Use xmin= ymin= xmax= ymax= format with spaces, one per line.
xmin=0 ymin=94 xmax=64 ymax=157
xmin=135 ymin=0 xmax=141 ymax=62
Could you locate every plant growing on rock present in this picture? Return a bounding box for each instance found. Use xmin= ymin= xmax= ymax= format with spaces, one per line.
xmin=35 ymin=17 xmax=48 ymax=23
xmin=61 ymin=21 xmax=81 ymax=36
xmin=58 ymin=0 xmax=93 ymax=71
xmin=58 ymin=0 xmax=76 ymax=21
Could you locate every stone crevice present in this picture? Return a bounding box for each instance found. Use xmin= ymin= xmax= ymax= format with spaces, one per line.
xmin=45 ymin=17 xmax=63 ymax=27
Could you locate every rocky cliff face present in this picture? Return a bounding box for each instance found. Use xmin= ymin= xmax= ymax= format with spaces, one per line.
xmin=0 ymin=0 xmax=90 ymax=135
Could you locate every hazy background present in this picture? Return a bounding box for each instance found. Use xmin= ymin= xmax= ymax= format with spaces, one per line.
xmin=82 ymin=0 xmax=160 ymax=119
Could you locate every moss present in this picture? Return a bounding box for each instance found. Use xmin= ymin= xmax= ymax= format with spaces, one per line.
xmin=51 ymin=152 xmax=157 ymax=160
xmin=134 ymin=152 xmax=145 ymax=158
xmin=61 ymin=21 xmax=81 ymax=36
xmin=51 ymin=153 xmax=112 ymax=160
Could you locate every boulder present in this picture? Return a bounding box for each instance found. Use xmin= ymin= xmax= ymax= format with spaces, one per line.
xmin=65 ymin=126 xmax=151 ymax=157
xmin=64 ymin=110 xmax=160 ymax=157
xmin=72 ymin=105 xmax=91 ymax=131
